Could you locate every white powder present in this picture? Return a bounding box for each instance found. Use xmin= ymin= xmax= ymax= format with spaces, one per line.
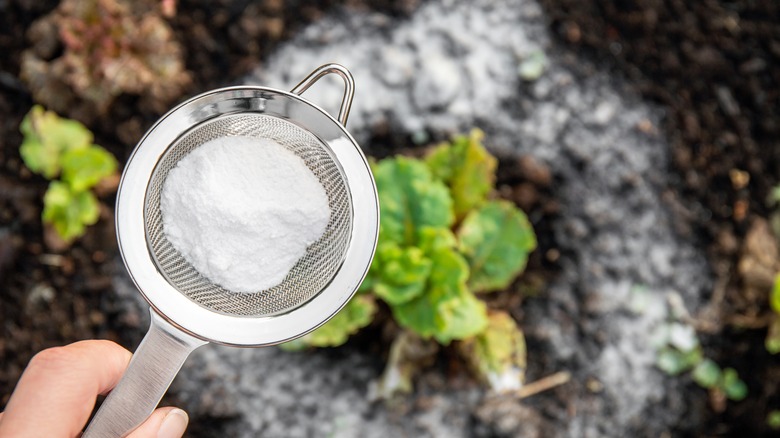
xmin=160 ymin=136 xmax=330 ymax=293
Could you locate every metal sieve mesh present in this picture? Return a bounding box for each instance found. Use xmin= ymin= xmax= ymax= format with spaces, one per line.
xmin=144 ymin=113 xmax=352 ymax=317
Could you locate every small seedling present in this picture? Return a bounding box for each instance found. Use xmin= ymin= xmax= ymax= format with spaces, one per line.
xmin=655 ymin=319 xmax=747 ymax=403
xmin=518 ymin=50 xmax=547 ymax=81
xmin=19 ymin=105 xmax=118 ymax=243
xmin=767 ymin=410 xmax=780 ymax=430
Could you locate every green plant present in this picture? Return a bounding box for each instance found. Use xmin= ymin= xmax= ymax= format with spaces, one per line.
xmin=285 ymin=130 xmax=537 ymax=394
xmin=518 ymin=50 xmax=547 ymax=81
xmin=20 ymin=105 xmax=118 ymax=242
xmin=765 ymin=187 xmax=780 ymax=354
xmin=655 ymin=321 xmax=747 ymax=402
xmin=768 ymin=410 xmax=780 ymax=430
xmin=766 ymin=275 xmax=780 ymax=354
xmin=20 ymin=0 xmax=190 ymax=117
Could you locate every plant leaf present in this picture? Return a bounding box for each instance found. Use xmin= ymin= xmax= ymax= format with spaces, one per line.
xmin=19 ymin=105 xmax=93 ymax=179
xmin=458 ymin=310 xmax=526 ymax=392
xmin=692 ymin=359 xmax=721 ymax=389
xmin=434 ymin=287 xmax=488 ymax=344
xmin=767 ymin=410 xmax=780 ymax=430
xmin=656 ymin=346 xmax=701 ymax=376
xmin=458 ymin=200 xmax=537 ymax=292
xmin=284 ymin=295 xmax=378 ymax=350
xmin=424 ymin=129 xmax=497 ymax=220
xmin=518 ymin=50 xmax=547 ymax=81
xmin=373 ymin=243 xmax=432 ymax=305
xmin=373 ymin=156 xmax=454 ymax=246
xmin=61 ymin=145 xmax=118 ymax=192
xmin=417 ymin=226 xmax=458 ymax=254
xmin=391 ymin=245 xmax=487 ymax=344
xmin=766 ymin=315 xmax=780 ymax=354
xmin=42 ymin=181 xmax=100 ymax=241
xmin=719 ymin=368 xmax=747 ymax=401
xmin=771 ymin=274 xmax=780 ymax=315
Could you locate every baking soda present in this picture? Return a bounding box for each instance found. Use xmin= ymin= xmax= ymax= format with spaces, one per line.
xmin=160 ymin=136 xmax=330 ymax=293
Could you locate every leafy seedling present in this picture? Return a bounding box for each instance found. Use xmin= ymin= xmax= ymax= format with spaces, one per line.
xmin=19 ymin=105 xmax=118 ymax=243
xmin=655 ymin=319 xmax=748 ymax=404
xmin=282 ymin=130 xmax=537 ymax=396
xmin=767 ymin=410 xmax=780 ymax=430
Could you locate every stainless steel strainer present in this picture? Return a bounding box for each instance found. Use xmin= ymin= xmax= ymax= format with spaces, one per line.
xmin=83 ymin=64 xmax=379 ymax=437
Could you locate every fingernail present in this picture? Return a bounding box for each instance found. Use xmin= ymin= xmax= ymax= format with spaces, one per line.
xmin=158 ymin=408 xmax=188 ymax=438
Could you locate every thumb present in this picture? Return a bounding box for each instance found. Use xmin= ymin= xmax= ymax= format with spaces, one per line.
xmin=125 ymin=407 xmax=189 ymax=438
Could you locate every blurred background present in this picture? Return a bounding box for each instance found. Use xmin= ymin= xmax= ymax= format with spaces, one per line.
xmin=1 ymin=0 xmax=778 ymax=436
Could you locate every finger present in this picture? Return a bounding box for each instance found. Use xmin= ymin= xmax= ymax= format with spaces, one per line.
xmin=0 ymin=340 xmax=131 ymax=438
xmin=126 ymin=407 xmax=188 ymax=438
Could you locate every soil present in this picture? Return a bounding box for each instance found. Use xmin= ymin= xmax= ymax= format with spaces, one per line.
xmin=1 ymin=0 xmax=778 ymax=436
xmin=539 ymin=0 xmax=780 ymax=434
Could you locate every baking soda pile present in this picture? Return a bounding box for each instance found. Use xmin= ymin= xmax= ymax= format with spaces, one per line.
xmin=160 ymin=136 xmax=330 ymax=293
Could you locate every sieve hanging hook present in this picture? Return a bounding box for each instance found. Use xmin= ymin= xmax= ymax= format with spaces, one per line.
xmin=291 ymin=63 xmax=355 ymax=126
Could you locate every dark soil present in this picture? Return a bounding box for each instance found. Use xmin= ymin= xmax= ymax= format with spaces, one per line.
xmin=539 ymin=0 xmax=780 ymax=434
xmin=2 ymin=0 xmax=779 ymax=435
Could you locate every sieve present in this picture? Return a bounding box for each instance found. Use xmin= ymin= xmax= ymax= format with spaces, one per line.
xmin=83 ymin=64 xmax=379 ymax=437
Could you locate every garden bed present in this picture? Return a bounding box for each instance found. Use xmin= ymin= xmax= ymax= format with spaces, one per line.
xmin=1 ymin=0 xmax=779 ymax=436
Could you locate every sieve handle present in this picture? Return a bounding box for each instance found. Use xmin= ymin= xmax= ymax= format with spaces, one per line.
xmin=291 ymin=63 xmax=355 ymax=126
xmin=82 ymin=310 xmax=206 ymax=438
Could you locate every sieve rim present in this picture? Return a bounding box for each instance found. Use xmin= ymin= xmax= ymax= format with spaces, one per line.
xmin=115 ymin=84 xmax=379 ymax=346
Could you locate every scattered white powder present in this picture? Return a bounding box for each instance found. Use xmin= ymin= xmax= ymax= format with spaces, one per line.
xmin=160 ymin=136 xmax=330 ymax=293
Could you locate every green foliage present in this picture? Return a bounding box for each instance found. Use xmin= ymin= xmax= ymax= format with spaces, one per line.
xmin=766 ymin=316 xmax=780 ymax=355
xmin=20 ymin=105 xmax=94 ymax=179
xmin=720 ymin=367 xmax=748 ymax=401
xmin=284 ymin=130 xmax=537 ymax=393
xmin=388 ymin=227 xmax=488 ymax=344
xmin=42 ymin=181 xmax=101 ymax=241
xmin=19 ymin=105 xmax=117 ymax=242
xmin=372 ymin=157 xmax=453 ymax=246
xmin=281 ymin=295 xmax=377 ymax=350
xmin=518 ymin=50 xmax=547 ymax=81
xmin=765 ymin=275 xmax=780 ymax=354
xmin=771 ymin=274 xmax=780 ymax=315
xmin=767 ymin=410 xmax=780 ymax=430
xmin=692 ymin=359 xmax=721 ymax=389
xmin=367 ymin=132 xmax=532 ymax=345
xmin=371 ymin=243 xmax=431 ymax=305
xmin=459 ymin=200 xmax=537 ymax=293
xmin=458 ymin=311 xmax=526 ymax=391
xmin=61 ymin=147 xmax=118 ymax=192
xmin=656 ymin=320 xmax=747 ymax=403
xmin=768 ymin=186 xmax=780 ymax=207
xmin=656 ymin=346 xmax=702 ymax=376
xmin=425 ymin=129 xmax=496 ymax=221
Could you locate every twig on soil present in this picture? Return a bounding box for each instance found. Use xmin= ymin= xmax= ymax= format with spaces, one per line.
xmin=488 ymin=371 xmax=572 ymax=400
xmin=517 ymin=371 xmax=571 ymax=399
xmin=726 ymin=313 xmax=773 ymax=329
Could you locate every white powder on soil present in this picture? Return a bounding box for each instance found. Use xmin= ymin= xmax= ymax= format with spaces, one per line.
xmin=160 ymin=136 xmax=330 ymax=293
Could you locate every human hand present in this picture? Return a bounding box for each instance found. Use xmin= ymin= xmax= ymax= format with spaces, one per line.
xmin=0 ymin=340 xmax=188 ymax=438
